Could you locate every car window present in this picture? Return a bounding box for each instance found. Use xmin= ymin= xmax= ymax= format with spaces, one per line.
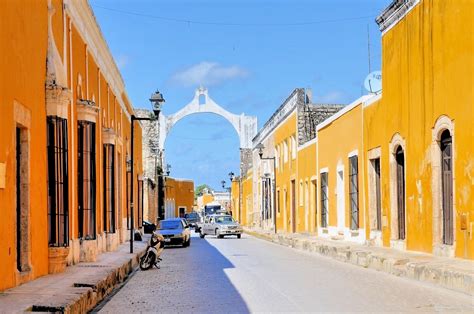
xmin=215 ymin=216 xmax=234 ymax=224
xmin=159 ymin=220 xmax=182 ymax=230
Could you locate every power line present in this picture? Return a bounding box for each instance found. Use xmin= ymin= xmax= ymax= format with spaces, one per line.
xmin=91 ymin=4 xmax=375 ymax=27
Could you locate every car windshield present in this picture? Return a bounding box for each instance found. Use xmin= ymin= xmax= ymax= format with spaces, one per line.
xmin=186 ymin=213 xmax=197 ymax=218
xmin=215 ymin=216 xmax=235 ymax=224
xmin=159 ymin=220 xmax=182 ymax=230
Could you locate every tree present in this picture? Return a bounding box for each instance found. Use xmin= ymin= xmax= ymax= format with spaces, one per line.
xmin=195 ymin=184 xmax=211 ymax=197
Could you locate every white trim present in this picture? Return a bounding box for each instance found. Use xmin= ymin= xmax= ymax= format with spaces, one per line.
xmin=378 ymin=0 xmax=421 ymax=36
xmin=319 ymin=167 xmax=328 ymax=174
xmin=317 ymin=95 xmax=372 ymax=131
xmin=255 ymin=108 xmax=297 ymax=146
xmin=336 ymin=163 xmax=344 ymax=172
xmin=65 ymin=0 xmax=133 ymax=120
xmin=363 ymin=94 xmax=382 ymax=108
xmin=347 ymin=150 xmax=359 ymax=158
xmin=298 ymin=136 xmax=317 ymax=151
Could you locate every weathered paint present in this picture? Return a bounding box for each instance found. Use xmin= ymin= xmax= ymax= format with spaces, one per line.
xmin=364 ymin=0 xmax=473 ymax=258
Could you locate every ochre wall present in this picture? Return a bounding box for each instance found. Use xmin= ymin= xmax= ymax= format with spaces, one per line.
xmin=364 ymin=0 xmax=473 ymax=258
xmin=274 ymin=112 xmax=297 ymax=232
xmin=317 ymin=104 xmax=364 ymax=231
xmin=0 ymin=0 xmax=49 ymax=291
xmin=241 ymin=172 xmax=253 ymax=227
xmin=174 ymin=180 xmax=195 ymax=217
xmin=296 ymin=141 xmax=317 ymax=233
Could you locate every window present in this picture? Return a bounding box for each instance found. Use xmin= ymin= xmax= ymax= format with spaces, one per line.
xmin=371 ymin=158 xmax=382 ymax=230
xmin=395 ymin=146 xmax=405 ymax=240
xmin=78 ymin=121 xmax=96 ymax=240
xmin=349 ymin=156 xmax=359 ymax=230
xmin=320 ymin=172 xmax=328 ymax=228
xmin=291 ymin=136 xmax=297 ymax=160
xmin=440 ymin=130 xmax=453 ymax=245
xmin=126 ymin=170 xmax=131 ymax=229
xmin=138 ymin=178 xmax=144 ymax=224
xmin=277 ymin=190 xmax=280 ymax=213
xmin=283 ymin=140 xmax=288 ymax=163
xmin=16 ymin=126 xmax=30 ymax=272
xmin=47 ymin=117 xmax=69 ymax=246
xmin=103 ymin=144 xmax=115 ymax=233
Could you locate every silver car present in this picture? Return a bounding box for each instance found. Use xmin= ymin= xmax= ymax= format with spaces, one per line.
xmin=199 ymin=214 xmax=242 ymax=239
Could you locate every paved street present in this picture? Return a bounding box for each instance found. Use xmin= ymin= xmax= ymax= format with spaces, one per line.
xmin=98 ymin=233 xmax=473 ymax=313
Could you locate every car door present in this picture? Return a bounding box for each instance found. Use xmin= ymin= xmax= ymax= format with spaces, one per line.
xmin=203 ymin=216 xmax=211 ymax=234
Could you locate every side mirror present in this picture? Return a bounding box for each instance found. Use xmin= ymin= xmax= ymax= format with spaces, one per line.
xmin=185 ymin=225 xmax=190 ymax=229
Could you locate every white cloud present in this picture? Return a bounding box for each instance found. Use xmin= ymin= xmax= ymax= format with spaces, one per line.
xmin=170 ymin=62 xmax=249 ymax=87
xmin=315 ymin=91 xmax=345 ymax=103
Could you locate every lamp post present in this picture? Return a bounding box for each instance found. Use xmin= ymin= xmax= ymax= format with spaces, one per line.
xmin=228 ymin=171 xmax=234 ymax=217
xmin=130 ymin=90 xmax=165 ymax=254
xmin=256 ymin=143 xmax=277 ymax=234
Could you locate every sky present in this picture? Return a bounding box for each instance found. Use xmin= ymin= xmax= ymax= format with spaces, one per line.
xmin=90 ymin=0 xmax=391 ymax=191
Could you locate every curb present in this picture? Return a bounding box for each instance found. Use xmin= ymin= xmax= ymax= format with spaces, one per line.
xmin=244 ymin=228 xmax=474 ymax=296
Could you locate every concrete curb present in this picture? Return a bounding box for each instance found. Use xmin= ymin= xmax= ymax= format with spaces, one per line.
xmin=0 ymin=243 xmax=147 ymax=314
xmin=244 ymin=228 xmax=474 ymax=296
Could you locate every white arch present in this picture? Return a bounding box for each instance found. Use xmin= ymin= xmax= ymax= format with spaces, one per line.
xmin=158 ymin=87 xmax=257 ymax=150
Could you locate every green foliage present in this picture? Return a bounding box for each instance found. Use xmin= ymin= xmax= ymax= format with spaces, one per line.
xmin=195 ymin=184 xmax=211 ymax=197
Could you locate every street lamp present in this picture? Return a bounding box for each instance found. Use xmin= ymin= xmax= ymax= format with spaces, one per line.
xmin=256 ymin=143 xmax=277 ymax=234
xmin=129 ymin=90 xmax=165 ymax=254
xmin=228 ymin=172 xmax=235 ymax=217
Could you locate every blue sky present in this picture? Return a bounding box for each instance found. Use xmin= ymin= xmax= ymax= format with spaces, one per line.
xmin=91 ymin=0 xmax=391 ymax=191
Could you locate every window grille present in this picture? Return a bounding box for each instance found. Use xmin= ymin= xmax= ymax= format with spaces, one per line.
xmin=126 ymin=170 xmax=131 ymax=229
xmin=47 ymin=117 xmax=69 ymax=246
xmin=137 ymin=178 xmax=144 ymax=227
xmin=78 ymin=121 xmax=96 ymax=240
xmin=103 ymin=144 xmax=115 ymax=233
xmin=320 ymin=172 xmax=328 ymax=228
xmin=349 ymin=156 xmax=359 ymax=230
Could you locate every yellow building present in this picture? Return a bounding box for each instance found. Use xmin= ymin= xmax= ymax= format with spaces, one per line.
xmin=241 ymin=170 xmax=253 ymax=227
xmin=164 ymin=177 xmax=194 ymax=218
xmin=248 ymin=89 xmax=342 ymax=233
xmin=231 ymin=177 xmax=241 ymax=222
xmin=0 ymin=0 xmax=145 ymax=291
xmin=316 ymin=96 xmax=371 ymax=242
xmin=362 ymin=0 xmax=473 ymax=259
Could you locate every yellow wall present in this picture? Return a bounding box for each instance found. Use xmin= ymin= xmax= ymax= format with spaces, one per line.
xmin=231 ymin=179 xmax=241 ymax=222
xmin=363 ymin=0 xmax=473 ymax=258
xmin=317 ymin=102 xmax=365 ymax=235
xmin=0 ymin=0 xmax=145 ymax=291
xmin=241 ymin=171 xmax=253 ymax=227
xmin=0 ymin=0 xmax=49 ymax=291
xmin=174 ymin=180 xmax=195 ymax=216
xmin=296 ymin=141 xmax=317 ymax=233
xmin=274 ymin=111 xmax=298 ymax=232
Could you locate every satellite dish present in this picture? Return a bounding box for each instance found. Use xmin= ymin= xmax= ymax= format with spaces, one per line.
xmin=364 ymin=71 xmax=382 ymax=94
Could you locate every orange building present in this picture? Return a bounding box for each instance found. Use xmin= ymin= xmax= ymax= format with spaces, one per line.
xmin=0 ymin=0 xmax=145 ymax=291
xmin=164 ymin=177 xmax=194 ymax=218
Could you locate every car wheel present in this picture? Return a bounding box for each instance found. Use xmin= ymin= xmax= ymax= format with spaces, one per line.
xmin=187 ymin=238 xmax=191 ymax=247
xmin=237 ymin=234 xmax=241 ymax=239
xmin=200 ymin=232 xmax=205 ymax=239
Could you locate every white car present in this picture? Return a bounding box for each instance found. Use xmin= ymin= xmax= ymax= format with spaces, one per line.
xmin=199 ymin=214 xmax=242 ymax=239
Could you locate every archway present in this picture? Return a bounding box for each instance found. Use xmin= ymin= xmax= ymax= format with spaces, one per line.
xmin=158 ymin=87 xmax=258 ymax=175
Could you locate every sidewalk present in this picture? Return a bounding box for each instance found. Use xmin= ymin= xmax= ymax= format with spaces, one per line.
xmin=244 ymin=227 xmax=474 ymax=296
xmin=0 ymin=239 xmax=147 ymax=313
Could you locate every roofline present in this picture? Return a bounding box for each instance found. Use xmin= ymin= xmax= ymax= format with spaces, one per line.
xmin=376 ymin=0 xmax=421 ymax=35
xmin=316 ymin=95 xmax=372 ymax=131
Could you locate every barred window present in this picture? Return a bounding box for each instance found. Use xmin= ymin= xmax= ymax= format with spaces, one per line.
xmin=349 ymin=156 xmax=359 ymax=230
xmin=103 ymin=144 xmax=115 ymax=233
xmin=137 ymin=178 xmax=144 ymax=228
xmin=78 ymin=121 xmax=96 ymax=240
xmin=47 ymin=117 xmax=69 ymax=247
xmin=320 ymin=172 xmax=328 ymax=228
xmin=126 ymin=170 xmax=131 ymax=229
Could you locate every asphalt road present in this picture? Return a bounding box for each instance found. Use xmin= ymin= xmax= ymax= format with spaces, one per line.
xmin=98 ymin=232 xmax=473 ymax=313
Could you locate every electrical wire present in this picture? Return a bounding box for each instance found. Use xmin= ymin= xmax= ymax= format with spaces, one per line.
xmin=91 ymin=4 xmax=375 ymax=27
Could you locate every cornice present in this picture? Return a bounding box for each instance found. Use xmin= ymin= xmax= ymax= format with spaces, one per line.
xmin=376 ymin=0 xmax=420 ymax=35
xmin=64 ymin=0 xmax=132 ymax=121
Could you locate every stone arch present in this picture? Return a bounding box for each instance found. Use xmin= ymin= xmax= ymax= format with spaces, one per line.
xmin=158 ymin=87 xmax=257 ymax=150
xmin=157 ymin=88 xmax=257 ymax=175
xmin=431 ymin=115 xmax=455 ymax=257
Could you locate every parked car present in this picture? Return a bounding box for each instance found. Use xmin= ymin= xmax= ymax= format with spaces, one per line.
xmin=143 ymin=220 xmax=156 ymax=234
xmin=158 ymin=218 xmax=191 ymax=247
xmin=199 ymin=214 xmax=242 ymax=239
xmin=184 ymin=212 xmax=201 ymax=227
